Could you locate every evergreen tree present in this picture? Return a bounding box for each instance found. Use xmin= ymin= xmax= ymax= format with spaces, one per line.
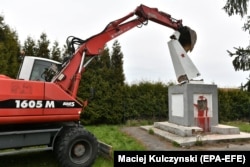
xmin=223 ymin=0 xmax=249 ymax=17
xmin=23 ymin=36 xmax=37 ymax=56
xmin=79 ymin=46 xmax=114 ymax=124
xmin=61 ymin=44 xmax=71 ymax=61
xmin=99 ymin=46 xmax=111 ymax=81
xmin=36 ymin=33 xmax=50 ymax=58
xmin=0 ymin=15 xmax=20 ymax=78
xmin=51 ymin=41 xmax=62 ymax=62
xmin=223 ymin=0 xmax=250 ymax=91
xmin=110 ymin=40 xmax=125 ymax=86
xmin=109 ymin=40 xmax=125 ymax=123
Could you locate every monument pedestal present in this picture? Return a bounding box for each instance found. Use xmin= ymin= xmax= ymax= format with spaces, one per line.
xmin=168 ymin=83 xmax=218 ymax=132
xmin=140 ymin=83 xmax=243 ymax=146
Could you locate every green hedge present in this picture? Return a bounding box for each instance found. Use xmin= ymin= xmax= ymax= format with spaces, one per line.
xmin=81 ymin=83 xmax=250 ymax=125
xmin=218 ymin=88 xmax=250 ymax=121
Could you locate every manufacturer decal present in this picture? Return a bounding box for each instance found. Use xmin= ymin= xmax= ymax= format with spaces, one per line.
xmin=15 ymin=100 xmax=55 ymax=108
xmin=62 ymin=102 xmax=75 ymax=107
xmin=0 ymin=99 xmax=82 ymax=109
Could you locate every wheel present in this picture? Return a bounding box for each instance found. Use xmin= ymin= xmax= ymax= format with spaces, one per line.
xmin=55 ymin=127 xmax=98 ymax=167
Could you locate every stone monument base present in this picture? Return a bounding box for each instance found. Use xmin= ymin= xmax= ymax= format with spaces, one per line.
xmin=168 ymin=83 xmax=218 ymax=132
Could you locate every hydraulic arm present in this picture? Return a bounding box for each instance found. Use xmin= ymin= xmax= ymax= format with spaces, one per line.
xmin=53 ymin=4 xmax=197 ymax=98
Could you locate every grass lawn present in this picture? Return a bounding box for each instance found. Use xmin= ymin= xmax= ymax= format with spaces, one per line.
xmin=223 ymin=121 xmax=250 ymax=132
xmin=86 ymin=125 xmax=146 ymax=167
xmin=0 ymin=125 xmax=145 ymax=167
xmin=1 ymin=121 xmax=249 ymax=166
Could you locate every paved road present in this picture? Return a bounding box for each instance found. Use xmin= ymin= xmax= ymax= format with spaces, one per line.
xmin=121 ymin=126 xmax=250 ymax=150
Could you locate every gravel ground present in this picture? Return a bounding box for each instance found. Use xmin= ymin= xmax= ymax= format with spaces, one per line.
xmin=120 ymin=126 xmax=250 ymax=150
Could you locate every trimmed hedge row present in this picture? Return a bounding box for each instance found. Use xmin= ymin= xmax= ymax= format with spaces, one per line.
xmin=81 ymin=83 xmax=250 ymax=125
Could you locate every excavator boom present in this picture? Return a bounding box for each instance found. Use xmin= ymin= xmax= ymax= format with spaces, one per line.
xmin=54 ymin=4 xmax=197 ymax=97
xmin=77 ymin=4 xmax=195 ymax=56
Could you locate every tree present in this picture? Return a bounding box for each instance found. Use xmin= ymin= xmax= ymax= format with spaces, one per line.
xmin=51 ymin=41 xmax=62 ymax=62
xmin=61 ymin=44 xmax=70 ymax=61
xmin=110 ymin=40 xmax=125 ymax=86
xmin=223 ymin=0 xmax=249 ymax=17
xmin=36 ymin=33 xmax=50 ymax=58
xmin=0 ymin=15 xmax=20 ymax=78
xmin=79 ymin=46 xmax=114 ymax=124
xmin=23 ymin=36 xmax=37 ymax=56
xmin=223 ymin=0 xmax=250 ymax=91
xmin=79 ymin=41 xmax=127 ymax=124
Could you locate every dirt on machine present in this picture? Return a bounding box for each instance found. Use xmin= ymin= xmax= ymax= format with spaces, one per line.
xmin=0 ymin=4 xmax=197 ymax=167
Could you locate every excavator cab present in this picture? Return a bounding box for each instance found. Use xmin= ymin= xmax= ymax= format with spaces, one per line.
xmin=17 ymin=56 xmax=61 ymax=81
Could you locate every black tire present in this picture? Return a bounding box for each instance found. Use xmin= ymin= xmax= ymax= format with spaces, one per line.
xmin=55 ymin=127 xmax=98 ymax=167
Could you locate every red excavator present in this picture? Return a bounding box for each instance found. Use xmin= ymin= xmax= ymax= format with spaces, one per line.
xmin=0 ymin=4 xmax=197 ymax=167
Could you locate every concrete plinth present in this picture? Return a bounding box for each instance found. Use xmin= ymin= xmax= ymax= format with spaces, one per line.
xmin=154 ymin=121 xmax=202 ymax=137
xmin=168 ymin=83 xmax=218 ymax=132
xmin=211 ymin=124 xmax=240 ymax=134
xmin=153 ymin=121 xmax=240 ymax=136
xmin=141 ymin=122 xmax=249 ymax=146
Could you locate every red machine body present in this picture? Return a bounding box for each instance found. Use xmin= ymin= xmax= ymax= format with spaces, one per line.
xmin=0 ymin=78 xmax=82 ymax=124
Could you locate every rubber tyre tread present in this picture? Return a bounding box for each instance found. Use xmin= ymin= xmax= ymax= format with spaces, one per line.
xmin=55 ymin=127 xmax=98 ymax=167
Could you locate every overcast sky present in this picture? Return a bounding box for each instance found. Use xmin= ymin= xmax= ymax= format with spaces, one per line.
xmin=1 ymin=0 xmax=249 ymax=87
